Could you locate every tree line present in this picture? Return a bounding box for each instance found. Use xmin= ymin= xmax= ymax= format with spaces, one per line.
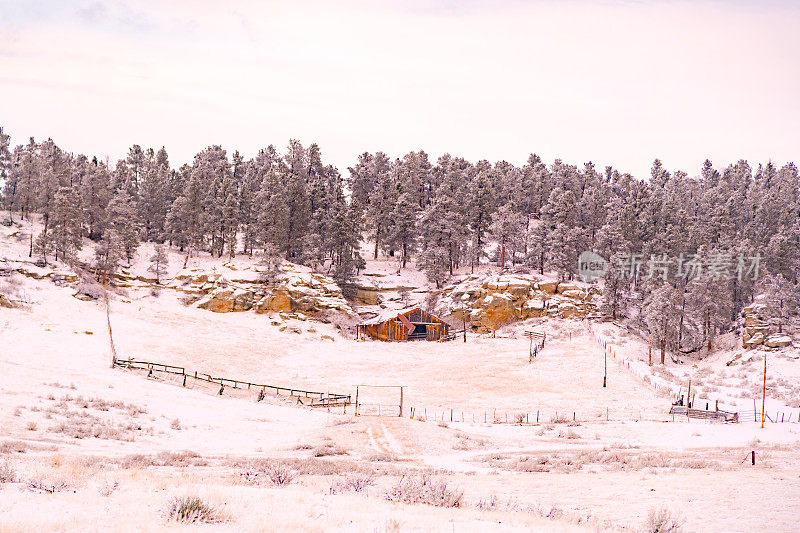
xmin=1 ymin=126 xmax=798 ymax=354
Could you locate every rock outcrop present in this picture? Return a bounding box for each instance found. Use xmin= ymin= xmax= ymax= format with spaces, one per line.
xmin=441 ymin=274 xmax=599 ymax=333
xmin=742 ymin=304 xmax=771 ymax=348
xmin=186 ymin=264 xmax=357 ymax=319
xmin=741 ymin=303 xmax=795 ymax=349
xmin=764 ymin=335 xmax=792 ymax=348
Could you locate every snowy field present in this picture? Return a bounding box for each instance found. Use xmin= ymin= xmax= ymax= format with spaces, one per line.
xmin=2 ymin=216 xmax=800 ymax=532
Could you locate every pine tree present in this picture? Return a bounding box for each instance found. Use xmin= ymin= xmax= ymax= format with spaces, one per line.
xmin=365 ymin=153 xmax=395 ymax=259
xmin=489 ymin=203 xmax=525 ymax=269
xmin=49 ymin=186 xmax=84 ymax=263
xmin=686 ymin=275 xmax=731 ymax=351
xmin=94 ymin=229 xmax=125 ymax=283
xmin=4 ymin=140 xmax=38 ymax=221
xmin=281 ymin=140 xmax=311 ymax=261
xmin=0 ymin=127 xmax=11 ymax=214
xmin=417 ymin=245 xmax=450 ymax=288
xmin=762 ymin=273 xmax=799 ymax=334
xmin=148 ymin=244 xmax=169 ymax=284
xmin=601 ymin=258 xmax=624 ymax=319
xmin=387 ymin=192 xmax=417 ymax=268
xmin=467 ymin=168 xmax=494 ymax=269
xmin=81 ymin=158 xmax=111 ymax=240
xmin=258 ymin=243 xmax=284 ymax=286
xmin=107 ymin=192 xmax=140 ymax=263
xmin=644 ymin=284 xmax=682 ymax=364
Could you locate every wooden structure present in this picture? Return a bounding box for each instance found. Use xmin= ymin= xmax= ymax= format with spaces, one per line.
xmin=524 ymin=330 xmax=546 ymax=362
xmin=357 ymin=307 xmax=451 ymax=342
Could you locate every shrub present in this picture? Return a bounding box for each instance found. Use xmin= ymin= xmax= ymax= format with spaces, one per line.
xmin=265 ymin=463 xmax=295 ymax=485
xmin=28 ymin=478 xmax=70 ymax=493
xmin=0 ymin=461 xmax=16 ymax=483
xmin=642 ymin=506 xmax=684 ymax=532
xmin=329 ymin=473 xmax=375 ymax=494
xmin=385 ymin=473 xmax=463 ymax=508
xmin=166 ymin=496 xmax=218 ymax=523
xmin=170 ymin=418 xmax=181 ymax=431
xmin=98 ymin=480 xmax=119 ymax=497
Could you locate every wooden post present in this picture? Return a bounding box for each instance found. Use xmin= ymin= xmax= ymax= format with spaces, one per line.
xmin=463 ymin=314 xmax=467 ymax=343
xmin=450 ymin=408 xmax=453 ymax=422
xmin=355 ymin=386 xmax=359 ymax=417
xmin=399 ymin=386 xmax=404 ymax=417
xmin=182 ymin=373 xmax=186 ymax=387
xmin=536 ymin=410 xmax=539 ymax=423
xmin=761 ymin=354 xmax=767 ymax=429
xmin=687 ymin=379 xmax=692 ymax=408
xmin=603 ymin=348 xmax=607 ymax=388
xmin=751 ymin=450 xmax=756 ymax=465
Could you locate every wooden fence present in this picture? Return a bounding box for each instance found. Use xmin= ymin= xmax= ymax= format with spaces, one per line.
xmin=669 ymin=405 xmax=739 ymax=423
xmin=113 ymin=357 xmax=351 ymax=408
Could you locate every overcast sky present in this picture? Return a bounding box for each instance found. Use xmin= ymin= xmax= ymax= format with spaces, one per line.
xmin=1 ymin=0 xmax=798 ymax=178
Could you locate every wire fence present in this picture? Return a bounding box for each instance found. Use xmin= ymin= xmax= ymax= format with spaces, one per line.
xmin=590 ymin=326 xmax=800 ymax=424
xmin=114 ymin=357 xmax=351 ymax=408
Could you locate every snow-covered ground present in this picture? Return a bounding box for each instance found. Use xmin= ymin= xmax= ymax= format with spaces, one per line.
xmin=2 ymin=214 xmax=800 ymax=532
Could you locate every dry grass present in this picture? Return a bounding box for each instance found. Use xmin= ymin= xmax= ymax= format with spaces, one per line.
xmin=313 ymin=444 xmax=348 ymax=457
xmin=117 ymin=451 xmax=207 ymax=469
xmin=483 ymin=449 xmax=724 ymax=474
xmin=0 ymin=440 xmax=30 ymax=454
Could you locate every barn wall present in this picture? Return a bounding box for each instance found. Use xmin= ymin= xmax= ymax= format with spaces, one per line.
xmin=363 ymin=308 xmax=450 ymax=341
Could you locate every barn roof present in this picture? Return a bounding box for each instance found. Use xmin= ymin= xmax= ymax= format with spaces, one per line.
xmin=358 ymin=306 xmax=422 ymax=326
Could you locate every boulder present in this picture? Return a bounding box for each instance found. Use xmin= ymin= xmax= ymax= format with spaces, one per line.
xmin=560 ymin=289 xmax=585 ymax=300
xmin=556 ymin=283 xmax=580 ymax=295
xmin=764 ymin=335 xmax=792 ymax=348
xmin=557 ymin=301 xmax=583 ymax=318
xmin=468 ymin=293 xmax=519 ymax=332
xmin=197 ymin=288 xmax=256 ymax=312
xmin=536 ymin=281 xmax=559 ymax=294
xmin=354 ymin=287 xmax=380 ymax=306
xmin=255 ymin=289 xmax=292 ymax=314
xmin=743 ymin=331 xmax=765 ymax=348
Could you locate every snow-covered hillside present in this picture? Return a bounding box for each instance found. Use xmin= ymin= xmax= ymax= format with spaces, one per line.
xmin=2 ymin=214 xmax=800 ymax=532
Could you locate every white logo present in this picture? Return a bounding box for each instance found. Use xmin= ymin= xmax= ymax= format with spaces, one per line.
xmin=578 ymin=251 xmax=608 ymax=282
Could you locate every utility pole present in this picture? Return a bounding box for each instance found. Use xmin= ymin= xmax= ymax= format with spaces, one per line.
xmin=761 ymin=354 xmax=767 ymax=429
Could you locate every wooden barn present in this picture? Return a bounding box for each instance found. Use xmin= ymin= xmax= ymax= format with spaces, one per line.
xmin=357 ymin=307 xmax=451 ymax=342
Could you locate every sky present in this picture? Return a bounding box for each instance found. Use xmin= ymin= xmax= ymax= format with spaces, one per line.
xmin=1 ymin=0 xmax=799 ymax=178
